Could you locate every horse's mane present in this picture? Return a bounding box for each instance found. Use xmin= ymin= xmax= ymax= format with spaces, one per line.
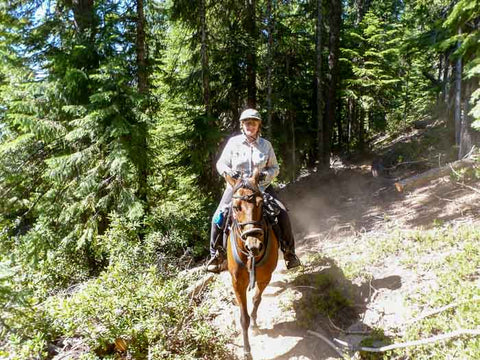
xmin=233 ymin=178 xmax=260 ymax=193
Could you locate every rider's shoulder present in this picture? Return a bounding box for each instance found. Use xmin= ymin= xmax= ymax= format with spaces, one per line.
xmin=258 ymin=137 xmax=273 ymax=148
xmin=227 ymin=134 xmax=246 ymax=145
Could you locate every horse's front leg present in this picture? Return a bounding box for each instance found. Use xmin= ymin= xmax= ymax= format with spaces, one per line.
xmin=251 ymin=280 xmax=269 ymax=329
xmin=233 ymin=277 xmax=252 ymax=360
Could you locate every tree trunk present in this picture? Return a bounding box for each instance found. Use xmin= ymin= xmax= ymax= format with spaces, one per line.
xmin=67 ymin=0 xmax=98 ymax=78
xmin=324 ymin=0 xmax=341 ymax=168
xmin=200 ymin=0 xmax=216 ymax=182
xmin=454 ymin=27 xmax=462 ymax=149
xmin=136 ymin=0 xmax=149 ymax=205
xmin=315 ymin=0 xmax=324 ymax=166
xmin=358 ymin=104 xmax=365 ymax=150
xmin=70 ymin=0 xmax=96 ymax=37
xmin=136 ymin=0 xmax=148 ymax=95
xmin=335 ymin=100 xmax=343 ymax=147
xmin=404 ymin=66 xmax=409 ymax=125
xmin=266 ymin=0 xmax=274 ymax=139
xmin=200 ymin=0 xmax=210 ymax=116
xmin=286 ymin=53 xmax=295 ymax=180
xmin=290 ymin=109 xmax=296 ymax=181
xmin=347 ymin=98 xmax=353 ymax=152
xmin=355 ymin=0 xmax=371 ymax=25
xmin=459 ymin=78 xmax=480 ymax=158
xmin=443 ymin=52 xmax=450 ymax=104
xmin=246 ymin=0 xmax=256 ymax=108
xmin=436 ymin=53 xmax=443 ymax=106
xmin=395 ymin=159 xmax=477 ymax=192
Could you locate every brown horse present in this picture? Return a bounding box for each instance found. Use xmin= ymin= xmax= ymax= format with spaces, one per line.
xmin=224 ymin=169 xmax=279 ymax=360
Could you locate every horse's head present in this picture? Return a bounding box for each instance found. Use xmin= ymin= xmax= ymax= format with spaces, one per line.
xmin=226 ymin=168 xmax=264 ymax=256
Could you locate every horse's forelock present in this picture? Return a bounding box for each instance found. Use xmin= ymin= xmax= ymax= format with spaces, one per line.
xmin=234 ymin=179 xmax=259 ymax=194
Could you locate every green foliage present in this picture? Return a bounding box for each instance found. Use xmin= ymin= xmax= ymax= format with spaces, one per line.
xmin=1 ymin=263 xmax=228 ymax=359
xmin=399 ymin=225 xmax=480 ymax=359
xmin=441 ymin=0 xmax=480 ymax=134
xmin=466 ymin=62 xmax=480 ymax=130
xmin=320 ymin=222 xmax=480 ymax=359
xmin=1 ymin=220 xmax=228 ymax=359
xmin=44 ymin=265 xmax=226 ymax=359
xmin=291 ymin=256 xmax=357 ymax=329
xmin=1 ymin=0 xmax=479 ymax=358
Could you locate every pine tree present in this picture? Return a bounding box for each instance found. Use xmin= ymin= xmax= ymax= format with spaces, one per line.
xmin=0 ymin=0 xmax=156 ymax=285
xmin=442 ymin=0 xmax=480 ymax=157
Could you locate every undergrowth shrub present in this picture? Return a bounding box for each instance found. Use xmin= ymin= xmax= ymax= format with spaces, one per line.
xmin=1 ymin=213 xmax=226 ymax=359
xmin=43 ymin=263 xmax=227 ymax=359
xmin=291 ymin=256 xmax=358 ymax=329
xmin=147 ymin=176 xmax=213 ymax=262
xmin=398 ymin=225 xmax=480 ymax=360
xmin=320 ymin=222 xmax=480 ymax=359
xmin=1 ymin=262 xmax=228 ymax=359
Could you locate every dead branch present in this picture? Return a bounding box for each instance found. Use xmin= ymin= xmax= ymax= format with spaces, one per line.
xmin=307 ymin=330 xmax=346 ymax=358
xmin=384 ymin=160 xmax=429 ymax=170
xmin=433 ymin=194 xmax=455 ymax=202
xmin=292 ymin=285 xmax=318 ymax=290
xmin=394 ymin=159 xmax=477 ymax=192
xmin=455 ymin=182 xmax=480 ymax=195
xmin=334 ymin=329 xmax=480 ymax=353
xmin=328 ymin=316 xmax=372 ymax=335
xmin=186 ymin=273 xmax=215 ymax=302
xmin=403 ymin=297 xmax=480 ymax=325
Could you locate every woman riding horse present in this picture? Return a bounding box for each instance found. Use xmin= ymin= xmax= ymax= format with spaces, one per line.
xmin=207 ymin=108 xmax=301 ymax=273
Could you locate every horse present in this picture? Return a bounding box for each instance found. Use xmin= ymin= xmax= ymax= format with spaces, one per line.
xmin=224 ymin=169 xmax=279 ymax=360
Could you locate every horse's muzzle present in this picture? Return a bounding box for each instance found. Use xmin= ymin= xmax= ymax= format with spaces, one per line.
xmin=245 ymin=237 xmax=264 ymax=256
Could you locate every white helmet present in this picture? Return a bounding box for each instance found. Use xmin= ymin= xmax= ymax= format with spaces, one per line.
xmin=239 ymin=108 xmax=262 ymax=123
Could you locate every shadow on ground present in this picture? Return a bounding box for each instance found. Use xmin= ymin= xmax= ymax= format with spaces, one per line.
xmin=247 ymin=256 xmax=399 ymax=359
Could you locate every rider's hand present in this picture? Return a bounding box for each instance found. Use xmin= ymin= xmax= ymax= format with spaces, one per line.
xmin=259 ymin=171 xmax=268 ymax=181
xmin=225 ymin=169 xmax=241 ymax=179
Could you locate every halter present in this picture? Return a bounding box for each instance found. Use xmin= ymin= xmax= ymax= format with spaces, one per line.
xmin=231 ymin=180 xmax=265 ymax=243
xmin=229 ymin=180 xmax=269 ymax=290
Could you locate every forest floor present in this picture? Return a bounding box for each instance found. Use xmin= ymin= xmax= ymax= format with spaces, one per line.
xmin=204 ymin=124 xmax=480 ymax=359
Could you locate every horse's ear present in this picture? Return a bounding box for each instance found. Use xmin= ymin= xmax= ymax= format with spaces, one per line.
xmin=251 ymin=167 xmax=260 ymax=185
xmin=225 ymin=173 xmax=236 ymax=187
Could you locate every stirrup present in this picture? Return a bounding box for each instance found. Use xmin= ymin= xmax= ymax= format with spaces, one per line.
xmin=206 ymin=251 xmax=226 ymax=273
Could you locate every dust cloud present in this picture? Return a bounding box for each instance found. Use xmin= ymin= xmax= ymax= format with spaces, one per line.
xmin=278 ymin=167 xmax=391 ymax=240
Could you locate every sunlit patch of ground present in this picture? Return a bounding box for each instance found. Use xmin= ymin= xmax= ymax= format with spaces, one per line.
xmin=207 ymin=157 xmax=479 ymax=358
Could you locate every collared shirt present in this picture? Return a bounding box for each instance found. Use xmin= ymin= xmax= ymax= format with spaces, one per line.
xmin=216 ymin=134 xmax=279 ymax=191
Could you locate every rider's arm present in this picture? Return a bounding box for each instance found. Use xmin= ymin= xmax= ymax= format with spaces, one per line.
xmin=260 ymin=140 xmax=279 ymax=188
xmin=216 ymin=138 xmax=234 ymax=177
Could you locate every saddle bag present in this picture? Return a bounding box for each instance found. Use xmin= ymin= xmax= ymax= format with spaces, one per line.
xmin=263 ymin=192 xmax=282 ymax=223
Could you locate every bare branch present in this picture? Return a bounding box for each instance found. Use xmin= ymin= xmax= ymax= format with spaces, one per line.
xmin=403 ymin=297 xmax=480 ymax=325
xmin=334 ymin=329 xmax=480 ymax=353
xmin=307 ymin=330 xmax=345 ymax=358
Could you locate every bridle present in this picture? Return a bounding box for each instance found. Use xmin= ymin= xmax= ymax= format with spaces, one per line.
xmin=231 ymin=181 xmax=265 ymax=249
xmin=229 ymin=180 xmax=268 ymax=290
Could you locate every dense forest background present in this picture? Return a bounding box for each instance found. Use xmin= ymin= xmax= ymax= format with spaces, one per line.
xmin=0 ymin=0 xmax=479 ymax=358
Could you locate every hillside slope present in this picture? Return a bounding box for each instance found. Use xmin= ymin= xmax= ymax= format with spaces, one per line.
xmin=204 ymin=125 xmax=480 ymax=359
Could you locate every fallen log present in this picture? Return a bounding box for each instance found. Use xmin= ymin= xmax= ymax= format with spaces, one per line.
xmin=394 ymin=159 xmax=477 ymax=192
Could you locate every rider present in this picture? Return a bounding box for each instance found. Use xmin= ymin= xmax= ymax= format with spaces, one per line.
xmin=207 ymin=108 xmax=301 ymax=273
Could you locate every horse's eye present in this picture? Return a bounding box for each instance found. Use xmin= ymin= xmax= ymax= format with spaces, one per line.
xmin=233 ymin=204 xmax=241 ymax=211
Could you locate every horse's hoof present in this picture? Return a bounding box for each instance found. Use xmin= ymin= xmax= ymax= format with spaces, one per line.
xmin=244 ymin=352 xmax=253 ymax=360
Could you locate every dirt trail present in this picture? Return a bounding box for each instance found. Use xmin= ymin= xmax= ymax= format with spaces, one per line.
xmin=207 ymin=162 xmax=480 ymax=359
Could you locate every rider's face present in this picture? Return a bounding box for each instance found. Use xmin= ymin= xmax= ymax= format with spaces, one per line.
xmin=242 ymin=119 xmax=260 ymax=137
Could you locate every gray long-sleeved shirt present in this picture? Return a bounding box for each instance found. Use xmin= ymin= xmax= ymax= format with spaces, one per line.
xmin=216 ymin=134 xmax=279 ymax=191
